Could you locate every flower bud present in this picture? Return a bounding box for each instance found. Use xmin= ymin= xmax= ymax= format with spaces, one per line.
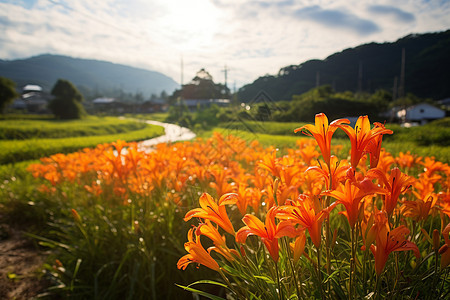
xmin=240 ymin=245 xmax=246 ymax=258
xmin=439 ymin=244 xmax=448 ymax=255
xmin=433 ymin=229 xmax=440 ymax=251
xmin=71 ymin=209 xmax=81 ymax=223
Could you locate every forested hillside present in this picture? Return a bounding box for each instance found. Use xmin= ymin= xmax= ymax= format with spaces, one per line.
xmin=238 ymin=30 xmax=450 ymax=101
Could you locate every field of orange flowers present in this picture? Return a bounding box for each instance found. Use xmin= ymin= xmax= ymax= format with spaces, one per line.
xmin=25 ymin=113 xmax=449 ymax=299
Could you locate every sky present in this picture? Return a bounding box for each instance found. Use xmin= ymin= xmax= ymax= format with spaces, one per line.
xmin=0 ymin=0 xmax=449 ymax=91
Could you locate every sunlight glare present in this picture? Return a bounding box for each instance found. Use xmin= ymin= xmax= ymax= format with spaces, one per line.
xmin=159 ymin=0 xmax=219 ymax=48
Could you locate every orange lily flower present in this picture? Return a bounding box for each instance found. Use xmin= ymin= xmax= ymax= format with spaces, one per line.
xmin=361 ymin=209 xmax=389 ymax=251
xmin=322 ymin=178 xmax=386 ymax=229
xmin=367 ymin=167 xmax=414 ymax=217
xmin=208 ymin=167 xmax=235 ymax=197
xmin=258 ymin=150 xmax=281 ymax=178
xmin=337 ymin=115 xmax=393 ymax=168
xmin=401 ymin=194 xmax=438 ymax=222
xmin=396 ymin=151 xmax=421 ymax=170
xmin=421 ymin=157 xmax=446 ymax=177
xmin=177 ymin=227 xmax=220 ymax=271
xmin=235 ymin=182 xmax=251 ymax=216
xmin=197 ymin=220 xmax=239 ymax=262
xmin=376 ymin=149 xmax=395 ymax=174
xmin=295 ymin=142 xmax=320 ymax=166
xmin=295 ymin=113 xmax=349 ymax=167
xmin=265 ymin=180 xmax=298 ymax=207
xmin=370 ymin=225 xmax=420 ymax=275
xmin=305 ymin=156 xmax=349 ymax=190
xmin=184 ymin=193 xmax=238 ymax=235
xmin=236 ymin=206 xmax=297 ymax=262
xmin=365 ymin=122 xmax=390 ymax=169
xmin=277 ymin=194 xmax=333 ymax=248
xmin=290 ymin=230 xmax=307 ymax=263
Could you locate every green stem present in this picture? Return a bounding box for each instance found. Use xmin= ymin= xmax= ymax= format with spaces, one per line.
xmin=325 ymin=163 xmax=333 ymax=298
xmin=362 ymin=249 xmax=368 ymax=294
xmin=349 ymin=226 xmax=356 ymax=300
xmin=282 ymin=238 xmax=302 ymax=299
xmin=438 ymin=268 xmax=449 ymax=297
xmin=218 ymin=269 xmax=241 ymax=299
xmin=275 ymin=262 xmax=283 ymax=300
xmin=317 ymin=246 xmax=325 ymax=300
xmin=375 ymin=274 xmax=381 ymax=300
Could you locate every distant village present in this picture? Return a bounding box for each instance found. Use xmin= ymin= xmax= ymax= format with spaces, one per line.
xmin=9 ymin=68 xmax=449 ymax=126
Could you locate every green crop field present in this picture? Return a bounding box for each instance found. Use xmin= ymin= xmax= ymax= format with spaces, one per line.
xmin=0 ymin=115 xmax=164 ymax=165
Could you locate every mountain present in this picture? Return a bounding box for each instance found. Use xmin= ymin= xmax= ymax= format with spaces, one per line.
xmin=238 ymin=30 xmax=450 ymax=101
xmin=0 ymin=54 xmax=179 ymax=99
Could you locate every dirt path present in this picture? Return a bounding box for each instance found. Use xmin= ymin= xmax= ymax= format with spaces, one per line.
xmin=138 ymin=120 xmax=196 ymax=152
xmin=0 ymin=224 xmax=49 ymax=300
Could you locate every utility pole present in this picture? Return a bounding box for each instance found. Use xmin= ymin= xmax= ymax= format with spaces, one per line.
xmin=221 ymin=64 xmax=228 ymax=88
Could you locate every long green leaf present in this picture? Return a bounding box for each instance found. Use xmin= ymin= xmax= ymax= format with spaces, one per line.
xmin=187 ymin=280 xmax=229 ymax=289
xmin=175 ymin=284 xmax=227 ymax=300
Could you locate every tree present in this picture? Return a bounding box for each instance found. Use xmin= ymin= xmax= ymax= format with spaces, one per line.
xmin=0 ymin=76 xmax=19 ymax=113
xmin=49 ymin=79 xmax=86 ymax=119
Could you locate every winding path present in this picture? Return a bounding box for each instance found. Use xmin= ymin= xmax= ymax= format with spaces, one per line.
xmin=138 ymin=120 xmax=196 ymax=152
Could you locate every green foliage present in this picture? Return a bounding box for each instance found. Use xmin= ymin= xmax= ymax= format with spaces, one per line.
xmin=273 ymin=85 xmax=382 ymax=122
xmin=0 ymin=76 xmax=19 ymax=113
xmin=429 ymin=117 xmax=450 ymax=127
xmin=383 ymin=122 xmax=450 ymax=147
xmin=166 ymin=103 xmax=233 ymax=131
xmin=49 ymin=79 xmax=86 ymax=119
xmin=165 ymin=101 xmax=193 ymax=128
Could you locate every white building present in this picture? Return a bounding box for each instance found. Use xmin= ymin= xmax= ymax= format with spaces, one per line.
xmin=397 ymin=102 xmax=445 ymax=125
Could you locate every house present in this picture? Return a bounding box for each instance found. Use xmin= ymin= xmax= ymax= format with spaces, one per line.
xmin=10 ymin=84 xmax=51 ymax=113
xmin=396 ymin=102 xmax=445 ymax=125
xmin=22 ymin=84 xmax=43 ymax=93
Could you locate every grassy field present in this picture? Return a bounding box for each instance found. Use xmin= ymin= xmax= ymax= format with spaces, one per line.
xmin=0 ymin=115 xmax=164 ymax=165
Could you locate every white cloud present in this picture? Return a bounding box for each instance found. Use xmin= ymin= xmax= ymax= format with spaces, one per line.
xmin=0 ymin=0 xmax=449 ymax=90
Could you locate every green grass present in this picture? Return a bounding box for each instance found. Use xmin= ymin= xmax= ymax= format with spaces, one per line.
xmin=0 ymin=116 xmax=149 ymax=140
xmin=217 ymin=120 xmax=306 ymax=136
